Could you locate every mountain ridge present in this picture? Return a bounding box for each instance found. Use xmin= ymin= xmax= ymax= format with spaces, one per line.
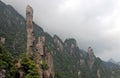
xmin=0 ymin=1 xmax=120 ymax=78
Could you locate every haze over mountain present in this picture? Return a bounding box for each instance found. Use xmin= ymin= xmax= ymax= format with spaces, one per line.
xmin=1 ymin=1 xmax=120 ymax=78
xmin=2 ymin=0 xmax=120 ymax=61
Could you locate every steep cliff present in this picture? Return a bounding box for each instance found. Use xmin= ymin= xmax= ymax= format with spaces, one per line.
xmin=26 ymin=5 xmax=35 ymax=57
xmin=53 ymin=35 xmax=63 ymax=52
xmin=53 ymin=37 xmax=112 ymax=78
xmin=25 ymin=5 xmax=55 ymax=78
xmin=0 ymin=1 xmax=120 ymax=78
xmin=87 ymin=47 xmax=96 ymax=70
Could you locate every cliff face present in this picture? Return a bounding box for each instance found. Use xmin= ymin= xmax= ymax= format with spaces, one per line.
xmin=0 ymin=1 xmax=120 ymax=78
xmin=87 ymin=47 xmax=96 ymax=70
xmin=53 ymin=35 xmax=63 ymax=52
xmin=64 ymin=38 xmax=77 ymax=54
xmin=25 ymin=5 xmax=55 ymax=78
xmin=35 ymin=36 xmax=54 ymax=78
xmin=0 ymin=37 xmax=5 ymax=44
xmin=79 ymin=53 xmax=85 ymax=65
xmin=46 ymin=53 xmax=55 ymax=78
xmin=53 ymin=37 xmax=112 ymax=78
xmin=26 ymin=5 xmax=35 ymax=57
xmin=0 ymin=69 xmax=6 ymax=78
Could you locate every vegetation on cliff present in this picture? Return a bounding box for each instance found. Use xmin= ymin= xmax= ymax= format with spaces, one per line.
xmin=0 ymin=1 xmax=120 ymax=78
xmin=0 ymin=45 xmax=13 ymax=77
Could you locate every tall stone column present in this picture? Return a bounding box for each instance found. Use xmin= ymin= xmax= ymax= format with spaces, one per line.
xmin=26 ymin=5 xmax=34 ymax=57
xmin=87 ymin=47 xmax=96 ymax=70
xmin=36 ymin=37 xmax=45 ymax=78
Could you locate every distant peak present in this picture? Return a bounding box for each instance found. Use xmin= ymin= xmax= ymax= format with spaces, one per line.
xmin=53 ymin=34 xmax=63 ymax=44
xmin=108 ymin=58 xmax=116 ymax=64
xmin=53 ymin=34 xmax=59 ymax=39
xmin=87 ymin=46 xmax=93 ymax=53
xmin=26 ymin=5 xmax=33 ymax=14
xmin=27 ymin=5 xmax=32 ymax=8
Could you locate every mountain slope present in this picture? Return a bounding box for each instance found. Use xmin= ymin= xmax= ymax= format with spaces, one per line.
xmin=0 ymin=1 xmax=44 ymax=57
xmin=104 ymin=61 xmax=120 ymax=78
xmin=0 ymin=1 xmax=120 ymax=78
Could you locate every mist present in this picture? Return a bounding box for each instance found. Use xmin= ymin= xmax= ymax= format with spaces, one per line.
xmin=2 ymin=0 xmax=120 ymax=61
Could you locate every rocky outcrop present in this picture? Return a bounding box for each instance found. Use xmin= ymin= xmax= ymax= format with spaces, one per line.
xmin=0 ymin=69 xmax=6 ymax=78
xmin=0 ymin=37 xmax=5 ymax=44
xmin=80 ymin=53 xmax=85 ymax=65
xmin=26 ymin=5 xmax=35 ymax=57
xmin=15 ymin=59 xmax=24 ymax=78
xmin=78 ymin=70 xmax=81 ymax=78
xmin=36 ymin=36 xmax=55 ymax=78
xmin=64 ymin=38 xmax=77 ymax=54
xmin=36 ymin=37 xmax=45 ymax=78
xmin=45 ymin=52 xmax=55 ymax=78
xmin=97 ymin=69 xmax=101 ymax=78
xmin=36 ymin=37 xmax=45 ymax=56
xmin=25 ymin=5 xmax=55 ymax=78
xmin=53 ymin=35 xmax=63 ymax=52
xmin=43 ymin=70 xmax=50 ymax=78
xmin=87 ymin=47 xmax=96 ymax=70
xmin=0 ymin=1 xmax=115 ymax=78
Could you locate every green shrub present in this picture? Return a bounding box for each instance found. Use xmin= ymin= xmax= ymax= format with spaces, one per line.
xmin=21 ymin=54 xmax=40 ymax=78
xmin=0 ymin=45 xmax=15 ymax=77
xmin=41 ymin=60 xmax=49 ymax=70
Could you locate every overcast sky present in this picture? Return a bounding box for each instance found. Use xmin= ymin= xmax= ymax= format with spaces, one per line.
xmin=2 ymin=0 xmax=120 ymax=61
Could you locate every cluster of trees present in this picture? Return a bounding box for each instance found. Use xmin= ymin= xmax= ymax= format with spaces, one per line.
xmin=0 ymin=45 xmax=15 ymax=77
xmin=0 ymin=45 xmax=41 ymax=78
